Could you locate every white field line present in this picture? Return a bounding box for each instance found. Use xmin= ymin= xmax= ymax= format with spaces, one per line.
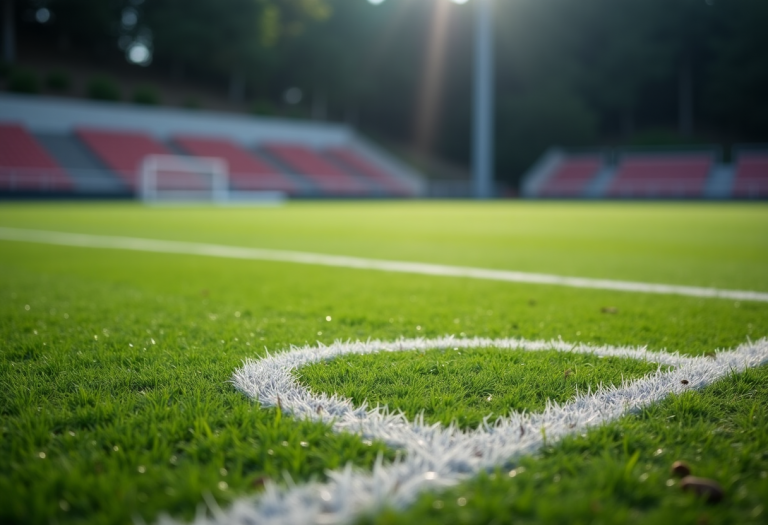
xmin=2 ymin=226 xmax=767 ymax=303
xmin=159 ymin=336 xmax=768 ymax=525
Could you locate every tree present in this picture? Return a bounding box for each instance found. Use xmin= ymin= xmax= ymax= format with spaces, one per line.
xmin=144 ymin=0 xmax=329 ymax=102
xmin=15 ymin=0 xmax=768 ymax=184
xmin=706 ymin=0 xmax=768 ymax=138
xmin=47 ymin=0 xmax=127 ymax=54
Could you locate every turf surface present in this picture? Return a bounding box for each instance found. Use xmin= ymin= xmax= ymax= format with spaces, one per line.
xmin=298 ymin=348 xmax=662 ymax=429
xmin=1 ymin=201 xmax=767 ymax=525
xmin=1 ymin=202 xmax=767 ymax=291
xmin=365 ymin=365 xmax=768 ymax=525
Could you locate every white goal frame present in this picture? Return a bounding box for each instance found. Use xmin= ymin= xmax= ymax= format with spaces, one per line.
xmin=139 ymin=155 xmax=229 ymax=204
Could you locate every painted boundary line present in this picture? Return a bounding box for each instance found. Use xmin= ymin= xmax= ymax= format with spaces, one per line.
xmin=2 ymin=227 xmax=767 ymax=303
xmin=159 ymin=336 xmax=768 ymax=525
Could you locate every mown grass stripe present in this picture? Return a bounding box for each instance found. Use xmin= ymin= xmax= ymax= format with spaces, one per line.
xmin=1 ymin=227 xmax=767 ymax=303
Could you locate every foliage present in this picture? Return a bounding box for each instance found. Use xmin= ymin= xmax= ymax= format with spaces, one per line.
xmin=142 ymin=0 xmax=330 ymax=92
xmin=46 ymin=69 xmax=71 ymax=92
xmin=42 ymin=0 xmax=120 ymax=48
xmin=19 ymin=0 xmax=768 ymax=182
xmin=132 ymin=85 xmax=160 ymax=105
xmin=706 ymin=0 xmax=768 ymax=137
xmin=182 ymin=97 xmax=201 ymax=110
xmin=278 ymin=0 xmax=767 ymax=181
xmin=251 ymin=99 xmax=277 ymax=116
xmin=496 ymin=86 xmax=598 ymax=179
xmin=87 ymin=76 xmax=121 ymax=102
xmin=629 ymin=129 xmax=704 ymax=148
xmin=8 ymin=68 xmax=40 ymax=94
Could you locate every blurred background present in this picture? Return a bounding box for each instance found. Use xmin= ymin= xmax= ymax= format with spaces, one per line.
xmin=1 ymin=0 xmax=767 ymax=199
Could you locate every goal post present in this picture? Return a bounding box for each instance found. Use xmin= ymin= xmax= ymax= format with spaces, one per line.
xmin=139 ymin=155 xmax=229 ymax=204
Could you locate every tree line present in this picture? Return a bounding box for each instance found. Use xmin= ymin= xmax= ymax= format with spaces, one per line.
xmin=7 ymin=0 xmax=768 ymax=183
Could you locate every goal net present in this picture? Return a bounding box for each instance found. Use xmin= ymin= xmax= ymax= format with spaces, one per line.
xmin=139 ymin=155 xmax=229 ymax=204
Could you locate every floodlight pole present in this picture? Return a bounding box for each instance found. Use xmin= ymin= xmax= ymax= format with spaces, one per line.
xmin=3 ymin=0 xmax=15 ymax=63
xmin=472 ymin=0 xmax=494 ymax=199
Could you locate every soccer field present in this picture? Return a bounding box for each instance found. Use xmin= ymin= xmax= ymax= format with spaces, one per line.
xmin=1 ymin=202 xmax=767 ymax=525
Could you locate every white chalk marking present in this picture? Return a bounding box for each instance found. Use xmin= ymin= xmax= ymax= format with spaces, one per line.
xmin=158 ymin=336 xmax=768 ymax=525
xmin=1 ymin=227 xmax=767 ymax=302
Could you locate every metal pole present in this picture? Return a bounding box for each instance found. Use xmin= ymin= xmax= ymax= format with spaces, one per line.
xmin=3 ymin=0 xmax=15 ymax=63
xmin=472 ymin=0 xmax=494 ymax=199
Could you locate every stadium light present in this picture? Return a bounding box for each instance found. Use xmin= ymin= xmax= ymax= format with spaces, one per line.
xmin=369 ymin=0 xmax=494 ymax=199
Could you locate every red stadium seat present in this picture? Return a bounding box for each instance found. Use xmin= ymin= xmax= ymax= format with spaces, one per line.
xmin=263 ymin=144 xmax=369 ymax=195
xmin=607 ymin=153 xmax=712 ymax=198
xmin=732 ymin=152 xmax=768 ymax=198
xmin=173 ymin=136 xmax=297 ymax=194
xmin=0 ymin=124 xmax=72 ymax=191
xmin=538 ymin=156 xmax=602 ymax=197
xmin=324 ymin=148 xmax=412 ymax=196
xmin=76 ymin=128 xmax=202 ymax=191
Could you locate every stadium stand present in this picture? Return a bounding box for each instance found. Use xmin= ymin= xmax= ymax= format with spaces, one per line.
xmin=263 ymin=144 xmax=370 ymax=195
xmin=324 ymin=147 xmax=412 ymax=196
xmin=76 ymin=128 xmax=176 ymax=190
xmin=606 ymin=152 xmax=713 ymax=198
xmin=35 ymin=132 xmax=128 ymax=193
xmin=173 ymin=136 xmax=298 ymax=194
xmin=732 ymin=150 xmax=768 ymax=199
xmin=537 ymin=155 xmax=603 ymax=198
xmin=0 ymin=123 xmax=72 ymax=191
xmin=0 ymin=94 xmax=423 ymax=198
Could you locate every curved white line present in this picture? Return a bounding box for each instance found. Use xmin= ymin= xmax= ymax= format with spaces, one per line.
xmin=159 ymin=337 xmax=768 ymax=525
xmin=2 ymin=227 xmax=767 ymax=302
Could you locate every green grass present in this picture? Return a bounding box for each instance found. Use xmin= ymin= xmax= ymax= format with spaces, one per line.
xmin=298 ymin=348 xmax=662 ymax=429
xmin=1 ymin=202 xmax=767 ymax=291
xmin=365 ymin=365 xmax=768 ymax=525
xmin=0 ymin=268 xmax=392 ymax=524
xmin=1 ymin=201 xmax=767 ymax=525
